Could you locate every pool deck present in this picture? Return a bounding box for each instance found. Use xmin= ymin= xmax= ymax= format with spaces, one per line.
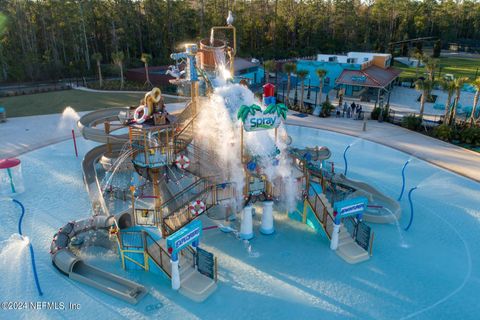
xmin=286 ymin=112 xmax=480 ymax=183
xmin=1 ymin=109 xmax=479 ymax=183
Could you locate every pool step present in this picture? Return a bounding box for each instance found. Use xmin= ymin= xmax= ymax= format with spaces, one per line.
xmin=336 ymin=241 xmax=370 ymax=264
xmin=179 ymin=265 xmax=217 ymax=302
xmin=336 ymin=226 xmax=369 ymax=264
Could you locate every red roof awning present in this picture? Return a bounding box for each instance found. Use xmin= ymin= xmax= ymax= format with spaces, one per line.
xmin=336 ymin=65 xmax=402 ymax=88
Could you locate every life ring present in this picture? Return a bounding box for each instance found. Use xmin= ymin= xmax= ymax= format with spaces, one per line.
xmin=175 ymin=155 xmax=190 ymax=169
xmin=133 ymin=105 xmax=149 ymax=124
xmin=189 ymin=200 xmax=206 ymax=216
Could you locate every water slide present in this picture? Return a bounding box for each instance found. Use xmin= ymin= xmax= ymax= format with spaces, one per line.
xmin=77 ymin=102 xmax=191 ymax=144
xmin=60 ymin=101 xmax=215 ymax=302
xmin=77 ymin=107 xmax=131 ymax=144
xmin=51 ymin=140 xmax=148 ymax=304
xmin=332 ymin=174 xmax=401 ymax=224
xmin=50 ymin=214 xmax=147 ymax=304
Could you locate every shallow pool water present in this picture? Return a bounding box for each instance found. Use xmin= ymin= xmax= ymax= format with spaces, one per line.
xmin=1 ymin=125 xmax=479 ymax=320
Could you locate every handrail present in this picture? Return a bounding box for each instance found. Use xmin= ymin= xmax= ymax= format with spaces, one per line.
xmin=143 ymin=231 xmax=172 ymax=277
xmin=160 ymin=178 xmax=208 ymax=212
xmin=175 ymin=101 xmax=195 ymax=125
xmin=307 ymin=182 xmax=334 ymax=221
xmin=163 ymin=187 xmax=215 ymax=235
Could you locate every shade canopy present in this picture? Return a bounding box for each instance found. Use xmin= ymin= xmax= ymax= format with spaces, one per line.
xmin=0 ymin=158 xmax=21 ymax=169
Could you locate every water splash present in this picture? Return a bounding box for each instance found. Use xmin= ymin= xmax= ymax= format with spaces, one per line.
xmin=0 ymin=234 xmax=30 ymax=298
xmin=196 ymin=83 xmax=301 ymax=212
xmin=58 ymin=106 xmax=80 ymax=131
xmin=217 ymin=222 xmax=261 ymax=258
xmin=349 ymin=137 xmax=363 ymax=148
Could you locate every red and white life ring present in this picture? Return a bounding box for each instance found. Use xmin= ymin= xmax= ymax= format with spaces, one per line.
xmin=133 ymin=105 xmax=149 ymax=124
xmin=189 ymin=200 xmax=206 ymax=216
xmin=175 ymin=155 xmax=190 ymax=169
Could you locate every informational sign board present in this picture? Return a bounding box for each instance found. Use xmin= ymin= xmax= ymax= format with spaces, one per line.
xmin=333 ymin=197 xmax=368 ymax=219
xmin=249 ymin=177 xmax=265 ymax=196
xmin=134 ymin=208 xmax=156 ymax=226
xmin=351 ymin=75 xmax=367 ymax=83
xmin=196 ymin=247 xmax=215 ymax=280
xmin=355 ymin=221 xmax=371 ymax=251
xmin=244 ymin=113 xmax=282 ymax=131
xmin=238 ymin=103 xmax=287 ymax=132
xmin=166 ymin=219 xmax=202 ymax=255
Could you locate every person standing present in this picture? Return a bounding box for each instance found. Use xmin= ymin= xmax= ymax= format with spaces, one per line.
xmin=343 ymin=102 xmax=348 ymax=117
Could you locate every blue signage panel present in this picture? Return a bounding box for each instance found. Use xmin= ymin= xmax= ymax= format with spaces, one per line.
xmin=333 ymin=197 xmax=368 ymax=219
xmin=166 ymin=219 xmax=202 ymax=254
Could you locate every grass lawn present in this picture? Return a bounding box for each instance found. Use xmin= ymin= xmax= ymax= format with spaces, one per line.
xmin=395 ymin=57 xmax=480 ymax=81
xmin=0 ymin=89 xmax=184 ymax=117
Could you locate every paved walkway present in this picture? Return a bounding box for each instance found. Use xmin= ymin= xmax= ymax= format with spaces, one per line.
xmin=1 ymin=107 xmax=479 ymax=183
xmin=286 ymin=112 xmax=480 ymax=182
xmin=0 ymin=103 xmax=186 ymax=158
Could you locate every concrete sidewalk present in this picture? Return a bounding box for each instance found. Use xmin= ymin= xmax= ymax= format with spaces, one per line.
xmin=0 ymin=103 xmax=187 ymax=158
xmin=286 ymin=112 xmax=480 ymax=182
xmin=1 ymin=108 xmax=479 ymax=183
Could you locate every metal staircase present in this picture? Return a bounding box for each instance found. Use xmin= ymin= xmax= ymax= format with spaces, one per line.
xmin=306 ymin=182 xmax=371 ymax=264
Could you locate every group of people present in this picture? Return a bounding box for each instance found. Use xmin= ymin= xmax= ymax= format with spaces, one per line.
xmin=336 ymin=101 xmax=364 ymax=120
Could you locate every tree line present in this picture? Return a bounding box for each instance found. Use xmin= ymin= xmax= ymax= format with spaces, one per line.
xmin=0 ymin=0 xmax=479 ymax=83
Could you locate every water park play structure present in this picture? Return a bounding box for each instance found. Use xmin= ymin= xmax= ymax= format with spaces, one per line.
xmin=43 ymin=16 xmax=402 ymax=304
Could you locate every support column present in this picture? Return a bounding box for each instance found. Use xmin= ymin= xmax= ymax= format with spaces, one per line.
xmin=330 ymin=219 xmax=341 ymax=250
xmin=240 ymin=205 xmax=254 ymax=240
xmin=170 ymin=253 xmax=180 ymax=290
xmin=260 ymin=201 xmax=274 ymax=235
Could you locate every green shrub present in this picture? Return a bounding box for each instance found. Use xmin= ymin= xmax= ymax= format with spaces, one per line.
xmin=459 ymin=127 xmax=480 ymax=145
xmin=370 ymin=106 xmax=389 ymax=121
xmin=320 ymin=100 xmax=334 ymax=117
xmin=433 ymin=124 xmax=452 ymax=141
xmin=401 ymin=114 xmax=423 ymax=131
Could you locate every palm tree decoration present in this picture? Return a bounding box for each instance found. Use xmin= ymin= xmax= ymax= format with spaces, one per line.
xmin=468 ymin=77 xmax=480 ymax=126
xmin=440 ymin=78 xmax=456 ymax=122
xmin=282 ymin=62 xmax=296 ymax=107
xmin=296 ymin=69 xmax=309 ymax=111
xmin=448 ymin=77 xmax=469 ymax=126
xmin=237 ymin=104 xmax=262 ymax=122
xmin=411 ymin=51 xmax=424 ymax=78
xmin=424 ymin=57 xmax=438 ymax=82
xmin=111 ymin=51 xmax=125 ymax=89
xmin=263 ymin=60 xmax=276 ymax=84
xmin=91 ymin=52 xmax=103 ymax=88
xmin=264 ymin=102 xmax=288 ymax=120
xmin=415 ymin=78 xmax=434 ymax=119
xmin=141 ymin=53 xmax=153 ymax=86
xmin=315 ymin=69 xmax=327 ymax=106
xmin=237 ymin=103 xmax=288 ymax=123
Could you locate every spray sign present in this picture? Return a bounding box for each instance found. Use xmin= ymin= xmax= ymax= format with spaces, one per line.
xmin=237 ymin=103 xmax=287 ymax=132
xmin=333 ymin=196 xmax=368 ymax=219
xmin=166 ymin=219 xmax=202 ymax=254
xmin=244 ymin=113 xmax=281 ymax=131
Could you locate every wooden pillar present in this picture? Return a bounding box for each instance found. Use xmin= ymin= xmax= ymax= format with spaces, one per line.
xmin=240 ymin=128 xmax=244 ymax=162
xmin=375 ymin=88 xmax=381 ymax=109
xmin=152 ymin=169 xmax=163 ymax=232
